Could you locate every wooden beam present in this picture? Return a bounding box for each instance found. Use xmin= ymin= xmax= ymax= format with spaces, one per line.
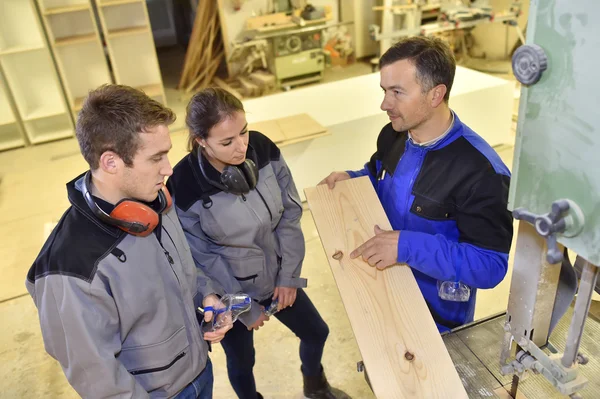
xmin=216 ymin=0 xmax=232 ymax=77
xmin=213 ymin=77 xmax=243 ymax=100
xmin=305 ymin=177 xmax=468 ymax=399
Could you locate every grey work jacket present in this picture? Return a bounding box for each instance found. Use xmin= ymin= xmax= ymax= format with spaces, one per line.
xmin=168 ymin=132 xmax=307 ymax=327
xmin=26 ymin=174 xmax=221 ymax=398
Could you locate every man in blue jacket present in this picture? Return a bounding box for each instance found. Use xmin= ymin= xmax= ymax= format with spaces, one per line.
xmin=319 ymin=36 xmax=513 ymax=332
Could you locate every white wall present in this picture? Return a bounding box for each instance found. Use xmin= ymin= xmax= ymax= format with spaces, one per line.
xmin=340 ymin=0 xmax=378 ymax=58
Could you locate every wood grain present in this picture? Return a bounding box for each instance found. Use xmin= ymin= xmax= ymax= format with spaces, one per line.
xmin=305 ymin=176 xmax=468 ymax=398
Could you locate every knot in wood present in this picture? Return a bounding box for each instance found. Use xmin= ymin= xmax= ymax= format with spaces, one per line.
xmin=332 ymin=250 xmax=343 ymax=260
xmin=404 ymin=351 xmax=415 ymax=361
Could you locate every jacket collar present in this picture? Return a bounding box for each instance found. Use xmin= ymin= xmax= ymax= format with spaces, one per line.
xmin=406 ymin=111 xmax=463 ymax=152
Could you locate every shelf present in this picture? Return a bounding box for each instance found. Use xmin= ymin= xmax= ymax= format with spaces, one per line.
xmin=29 ymin=128 xmax=73 ymax=144
xmin=0 ymin=0 xmax=46 ymax=51
xmin=43 ymin=4 xmax=89 ymax=15
xmin=0 ymin=118 xmax=17 ymax=128
xmin=0 ymin=122 xmax=25 ymax=151
xmin=24 ymin=114 xmax=73 ymax=144
xmin=107 ymin=26 xmax=149 ymax=38
xmin=24 ymin=108 xmax=67 ymax=122
xmin=54 ymin=33 xmax=96 ymax=47
xmin=108 ymin=34 xmax=161 ymax=86
xmin=0 ymin=45 xmax=45 ymax=56
xmin=55 ymin=41 xmax=112 ymax=105
xmin=0 ymin=137 xmax=25 ymax=151
xmin=99 ymin=0 xmax=143 ymax=6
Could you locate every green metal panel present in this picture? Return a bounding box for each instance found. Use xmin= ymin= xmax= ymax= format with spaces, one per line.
xmin=509 ymin=0 xmax=600 ymax=264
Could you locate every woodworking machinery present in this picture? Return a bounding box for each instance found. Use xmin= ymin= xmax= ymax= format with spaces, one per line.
xmin=359 ymin=1 xmax=600 ymax=397
xmin=497 ymin=0 xmax=600 ymax=396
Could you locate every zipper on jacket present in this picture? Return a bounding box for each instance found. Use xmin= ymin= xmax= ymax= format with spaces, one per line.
xmin=160 ymin=224 xmax=206 ymax=349
xmin=404 ymin=147 xmax=425 ymax=227
xmin=255 ymin=188 xmax=273 ymax=221
xmin=129 ymin=351 xmax=186 ymax=375
xmin=159 ymin=233 xmax=180 ymax=286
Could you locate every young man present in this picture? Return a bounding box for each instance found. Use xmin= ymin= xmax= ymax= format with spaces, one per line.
xmin=320 ymin=37 xmax=513 ymax=332
xmin=26 ymin=85 xmax=230 ymax=398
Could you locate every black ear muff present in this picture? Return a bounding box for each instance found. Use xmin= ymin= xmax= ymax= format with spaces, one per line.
xmin=239 ymin=159 xmax=258 ymax=190
xmin=197 ymin=144 xmax=260 ymax=195
xmin=221 ymin=165 xmax=251 ymax=194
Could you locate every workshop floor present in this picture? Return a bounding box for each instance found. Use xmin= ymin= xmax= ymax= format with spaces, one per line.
xmin=0 ymin=50 xmax=577 ymax=398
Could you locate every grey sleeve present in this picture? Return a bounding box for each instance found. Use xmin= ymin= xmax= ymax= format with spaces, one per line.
xmin=32 ymin=275 xmax=149 ymax=399
xmin=177 ymin=206 xmax=263 ymax=327
xmin=272 ymin=156 xmax=308 ymax=289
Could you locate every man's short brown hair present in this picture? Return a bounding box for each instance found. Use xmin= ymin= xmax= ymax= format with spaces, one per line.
xmin=380 ymin=36 xmax=456 ymax=102
xmin=76 ymin=85 xmax=176 ymax=169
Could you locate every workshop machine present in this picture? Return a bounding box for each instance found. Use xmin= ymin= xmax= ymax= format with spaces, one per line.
xmin=272 ymin=28 xmax=324 ymax=89
xmin=359 ymin=1 xmax=600 ymax=397
xmin=498 ymin=0 xmax=600 ymax=397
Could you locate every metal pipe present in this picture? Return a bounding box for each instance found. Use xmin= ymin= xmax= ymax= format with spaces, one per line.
xmin=561 ymin=260 xmax=599 ymax=368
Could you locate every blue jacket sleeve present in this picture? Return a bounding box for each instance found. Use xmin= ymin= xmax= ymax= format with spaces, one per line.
xmin=397 ymin=232 xmax=508 ymax=289
xmin=397 ymin=172 xmax=513 ymax=289
xmin=347 ymin=162 xmax=377 ymax=187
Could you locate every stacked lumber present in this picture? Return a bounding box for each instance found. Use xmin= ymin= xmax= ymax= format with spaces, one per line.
xmin=179 ymin=0 xmax=224 ymax=93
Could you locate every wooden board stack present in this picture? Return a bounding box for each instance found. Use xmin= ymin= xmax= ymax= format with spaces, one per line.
xmin=178 ymin=0 xmax=224 ymax=93
xmin=305 ymin=176 xmax=468 ymax=399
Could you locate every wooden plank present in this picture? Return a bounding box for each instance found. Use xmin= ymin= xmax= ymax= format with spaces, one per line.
xmin=277 ymin=131 xmax=329 ymax=147
xmin=305 ymin=177 xmax=468 ymax=399
xmin=249 ymin=119 xmax=286 ymax=143
xmin=245 ymin=12 xmax=291 ymax=30
xmin=216 ymin=0 xmax=232 ymax=77
xmin=276 ymin=113 xmax=327 ymax=140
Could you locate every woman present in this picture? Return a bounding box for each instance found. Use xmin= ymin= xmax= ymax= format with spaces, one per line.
xmin=168 ymin=88 xmax=349 ymax=399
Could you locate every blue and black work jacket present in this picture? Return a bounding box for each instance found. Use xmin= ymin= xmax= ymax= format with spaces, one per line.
xmin=349 ymin=113 xmax=513 ymax=332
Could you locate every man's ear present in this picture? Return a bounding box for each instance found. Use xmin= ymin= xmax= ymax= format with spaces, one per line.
xmin=430 ymin=84 xmax=448 ymax=108
xmin=99 ymin=152 xmax=121 ymax=175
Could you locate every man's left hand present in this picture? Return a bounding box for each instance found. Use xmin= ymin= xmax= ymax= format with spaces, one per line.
xmin=350 ymin=225 xmax=400 ymax=270
xmin=273 ymin=286 xmax=297 ymax=311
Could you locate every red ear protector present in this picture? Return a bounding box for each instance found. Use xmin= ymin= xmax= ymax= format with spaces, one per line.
xmin=81 ymin=171 xmax=172 ymax=237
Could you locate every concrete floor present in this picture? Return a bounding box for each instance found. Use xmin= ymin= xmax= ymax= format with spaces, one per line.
xmin=0 ymin=49 xmax=533 ymax=398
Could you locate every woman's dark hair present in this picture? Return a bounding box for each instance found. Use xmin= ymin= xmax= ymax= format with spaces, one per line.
xmin=186 ymin=87 xmax=245 ymax=151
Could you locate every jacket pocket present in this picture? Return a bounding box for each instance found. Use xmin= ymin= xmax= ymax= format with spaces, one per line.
xmin=119 ymin=326 xmax=190 ymax=381
xmin=410 ymin=195 xmax=455 ymax=221
xmin=224 ymin=254 xmax=271 ymax=297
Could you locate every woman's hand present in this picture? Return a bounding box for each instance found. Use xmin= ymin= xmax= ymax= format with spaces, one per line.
xmin=273 ymin=286 xmax=297 ymax=311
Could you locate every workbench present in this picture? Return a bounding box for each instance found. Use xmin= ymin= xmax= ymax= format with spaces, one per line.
xmin=442 ymin=308 xmax=600 ymax=398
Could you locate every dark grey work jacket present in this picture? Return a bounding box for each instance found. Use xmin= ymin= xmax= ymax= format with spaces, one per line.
xmin=26 ymin=174 xmax=220 ymax=398
xmin=168 ymin=132 xmax=307 ymax=326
